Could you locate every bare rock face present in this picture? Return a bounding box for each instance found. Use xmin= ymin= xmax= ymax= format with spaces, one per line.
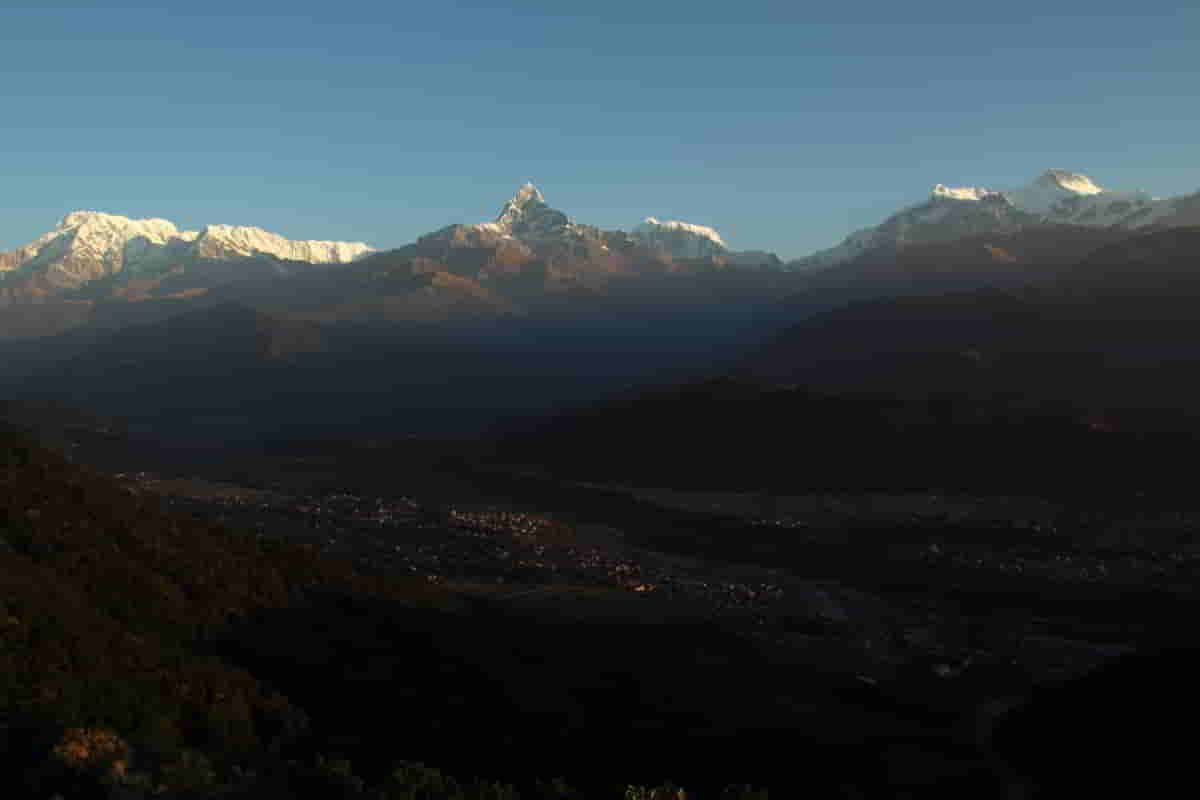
xmin=409 ymin=224 xmax=537 ymax=281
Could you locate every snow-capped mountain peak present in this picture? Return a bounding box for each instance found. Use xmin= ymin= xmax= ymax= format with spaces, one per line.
xmin=632 ymin=217 xmax=729 ymax=258
xmin=452 ymin=185 xmax=780 ymax=265
xmin=510 ymin=182 xmax=544 ymax=207
xmin=0 ymin=210 xmax=373 ymax=290
xmin=495 ymin=182 xmax=551 ymax=227
xmin=798 ymin=168 xmax=1186 ymax=268
xmin=472 ymin=183 xmax=572 ymax=239
xmin=1035 ymin=169 xmax=1104 ymax=195
xmin=56 ymin=210 xmax=191 ymax=249
xmin=1004 ymin=169 xmax=1112 ymax=216
xmin=931 ymin=184 xmax=999 ymax=202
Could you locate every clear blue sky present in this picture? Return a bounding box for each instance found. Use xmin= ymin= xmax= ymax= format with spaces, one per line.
xmin=2 ymin=0 xmax=1198 ymax=260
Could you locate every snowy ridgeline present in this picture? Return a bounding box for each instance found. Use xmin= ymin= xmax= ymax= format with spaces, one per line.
xmin=1 ymin=210 xmax=373 ymax=283
xmin=801 ymin=169 xmax=1195 ymax=268
xmin=5 ymin=170 xmax=1194 ymax=281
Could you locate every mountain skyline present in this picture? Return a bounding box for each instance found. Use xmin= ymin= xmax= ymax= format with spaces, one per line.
xmin=4 ymin=169 xmax=1197 ymax=272
xmin=0 ymin=182 xmax=777 ymax=296
xmin=3 ymin=0 xmax=1198 ymax=261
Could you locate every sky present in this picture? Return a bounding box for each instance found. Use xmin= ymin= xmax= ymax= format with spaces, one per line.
xmin=2 ymin=0 xmax=1198 ymax=260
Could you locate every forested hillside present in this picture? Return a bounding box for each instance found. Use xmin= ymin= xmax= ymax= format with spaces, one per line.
xmin=0 ymin=425 xmax=803 ymax=799
xmin=0 ymin=423 xmax=485 ymax=796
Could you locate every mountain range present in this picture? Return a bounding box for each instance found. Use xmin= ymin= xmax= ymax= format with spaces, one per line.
xmin=3 ymin=169 xmax=1200 ymax=447
xmin=5 ymin=169 xmax=1197 ymax=289
xmin=0 ymin=185 xmax=780 ymax=304
xmin=0 ymin=210 xmax=373 ymax=300
xmin=0 ymin=184 xmax=794 ymax=339
xmin=796 ymin=169 xmax=1200 ymax=268
xmin=3 ymin=171 xmax=1197 ymax=328
xmin=742 ymin=227 xmax=1200 ymax=436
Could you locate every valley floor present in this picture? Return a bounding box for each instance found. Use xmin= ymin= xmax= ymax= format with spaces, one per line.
xmin=80 ymin=431 xmax=1166 ymax=681
xmin=50 ymin=427 xmax=1200 ymax=797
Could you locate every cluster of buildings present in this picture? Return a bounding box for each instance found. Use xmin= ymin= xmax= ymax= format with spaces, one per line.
xmin=118 ymin=473 xmax=794 ymax=622
xmin=756 ymin=509 xmax=1200 ymax=588
xmin=922 ymin=541 xmax=1193 ymax=586
xmin=108 ymin=469 xmax=1166 ymax=681
xmin=118 ymin=468 xmax=1200 ymax=607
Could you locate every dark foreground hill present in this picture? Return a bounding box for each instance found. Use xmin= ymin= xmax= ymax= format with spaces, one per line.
xmin=11 ymin=417 xmax=1200 ymax=798
xmin=988 ymin=644 xmax=1200 ymax=797
xmin=0 ymin=423 xmax=1025 ymax=799
xmin=0 ymin=423 xmax=473 ymax=796
xmin=505 ymin=375 xmax=1200 ymax=501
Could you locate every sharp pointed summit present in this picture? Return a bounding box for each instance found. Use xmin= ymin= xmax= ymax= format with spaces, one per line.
xmin=417 ymin=182 xmax=781 ymax=268
xmin=486 ymin=183 xmax=570 ymax=238
xmin=511 ymin=182 xmax=545 ymax=206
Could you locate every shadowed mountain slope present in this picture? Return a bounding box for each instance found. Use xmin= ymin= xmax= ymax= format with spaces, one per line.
xmin=749 ymin=228 xmax=1200 ymax=421
xmin=776 ymin=225 xmax=1137 ymax=318
xmin=505 ymin=229 xmax=1200 ymax=495
xmin=65 ymin=301 xmax=329 ymax=366
xmin=502 ymin=376 xmax=1200 ymax=495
